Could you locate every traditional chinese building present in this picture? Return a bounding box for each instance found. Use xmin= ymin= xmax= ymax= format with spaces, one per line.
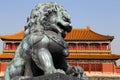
xmin=0 ymin=26 xmax=120 ymax=77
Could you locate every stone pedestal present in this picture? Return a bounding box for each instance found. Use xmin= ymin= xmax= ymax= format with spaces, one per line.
xmin=19 ymin=73 xmax=80 ymax=80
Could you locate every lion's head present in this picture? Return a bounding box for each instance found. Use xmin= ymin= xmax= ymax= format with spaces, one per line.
xmin=24 ymin=2 xmax=72 ymax=38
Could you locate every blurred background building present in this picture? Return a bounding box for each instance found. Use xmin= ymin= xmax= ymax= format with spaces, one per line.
xmin=0 ymin=26 xmax=120 ymax=79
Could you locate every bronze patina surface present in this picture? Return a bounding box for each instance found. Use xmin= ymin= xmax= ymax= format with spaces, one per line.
xmin=4 ymin=2 xmax=87 ymax=80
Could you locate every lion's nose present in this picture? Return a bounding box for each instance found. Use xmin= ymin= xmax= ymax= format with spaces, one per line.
xmin=66 ymin=24 xmax=72 ymax=33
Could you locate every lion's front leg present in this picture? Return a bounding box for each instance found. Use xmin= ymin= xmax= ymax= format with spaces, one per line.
xmin=34 ymin=48 xmax=65 ymax=74
xmin=4 ymin=58 xmax=25 ymax=80
xmin=37 ymin=48 xmax=55 ymax=74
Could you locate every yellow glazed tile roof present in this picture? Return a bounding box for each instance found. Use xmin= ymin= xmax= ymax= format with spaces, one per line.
xmin=67 ymin=54 xmax=120 ymax=59
xmin=0 ymin=30 xmax=24 ymax=40
xmin=0 ymin=53 xmax=14 ymax=59
xmin=65 ymin=27 xmax=114 ymax=41
xmin=0 ymin=27 xmax=114 ymax=41
xmin=0 ymin=53 xmax=120 ymax=60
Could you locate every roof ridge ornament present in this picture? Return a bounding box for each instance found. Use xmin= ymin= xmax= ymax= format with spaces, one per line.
xmin=86 ymin=26 xmax=90 ymax=30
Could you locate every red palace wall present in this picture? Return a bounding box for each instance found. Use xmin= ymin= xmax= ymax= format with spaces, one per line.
xmin=68 ymin=43 xmax=110 ymax=50
xmin=3 ymin=43 xmax=19 ymax=50
xmin=116 ymin=68 xmax=120 ymax=73
xmin=102 ymin=64 xmax=115 ymax=73
xmin=68 ymin=61 xmax=120 ymax=74
xmin=0 ymin=63 xmax=8 ymax=73
xmin=68 ymin=62 xmax=102 ymax=72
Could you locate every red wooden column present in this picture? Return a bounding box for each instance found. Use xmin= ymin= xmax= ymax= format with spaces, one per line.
xmin=89 ymin=63 xmax=91 ymax=73
xmin=76 ymin=43 xmax=78 ymax=52
xmin=89 ymin=43 xmax=92 ymax=50
xmin=103 ymin=43 xmax=107 ymax=50
xmin=86 ymin=43 xmax=89 ymax=50
xmin=7 ymin=43 xmax=12 ymax=50
xmin=100 ymin=43 xmax=102 ymax=50
xmin=12 ymin=43 xmax=16 ymax=50
xmin=78 ymin=43 xmax=80 ymax=50
xmin=68 ymin=43 xmax=73 ymax=50
xmin=0 ymin=63 xmax=8 ymax=73
xmin=88 ymin=43 xmax=90 ymax=50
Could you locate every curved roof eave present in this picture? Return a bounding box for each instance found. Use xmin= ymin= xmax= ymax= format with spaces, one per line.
xmin=0 ymin=27 xmax=114 ymax=41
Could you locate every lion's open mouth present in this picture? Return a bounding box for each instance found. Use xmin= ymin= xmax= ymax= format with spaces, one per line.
xmin=57 ymin=22 xmax=72 ymax=32
xmin=56 ymin=22 xmax=72 ymax=38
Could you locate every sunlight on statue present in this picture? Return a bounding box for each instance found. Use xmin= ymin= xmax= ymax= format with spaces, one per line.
xmin=4 ymin=2 xmax=87 ymax=80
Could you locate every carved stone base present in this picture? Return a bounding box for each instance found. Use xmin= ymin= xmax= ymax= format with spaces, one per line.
xmin=19 ymin=73 xmax=80 ymax=80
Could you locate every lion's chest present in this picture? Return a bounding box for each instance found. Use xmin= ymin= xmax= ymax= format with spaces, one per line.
xmin=48 ymin=35 xmax=66 ymax=52
xmin=45 ymin=31 xmax=67 ymax=54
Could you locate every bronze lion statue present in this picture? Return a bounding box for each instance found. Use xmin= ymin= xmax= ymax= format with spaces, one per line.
xmin=4 ymin=2 xmax=87 ymax=80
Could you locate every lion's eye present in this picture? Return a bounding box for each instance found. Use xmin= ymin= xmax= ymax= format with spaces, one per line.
xmin=62 ymin=17 xmax=66 ymax=21
xmin=62 ymin=17 xmax=70 ymax=22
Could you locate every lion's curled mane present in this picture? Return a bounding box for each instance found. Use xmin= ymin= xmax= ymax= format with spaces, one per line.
xmin=24 ymin=2 xmax=71 ymax=37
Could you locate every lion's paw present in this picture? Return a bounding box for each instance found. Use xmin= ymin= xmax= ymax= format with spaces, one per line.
xmin=54 ymin=69 xmax=66 ymax=74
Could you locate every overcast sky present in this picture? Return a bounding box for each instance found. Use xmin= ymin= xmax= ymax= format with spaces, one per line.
xmin=0 ymin=0 xmax=120 ymax=54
